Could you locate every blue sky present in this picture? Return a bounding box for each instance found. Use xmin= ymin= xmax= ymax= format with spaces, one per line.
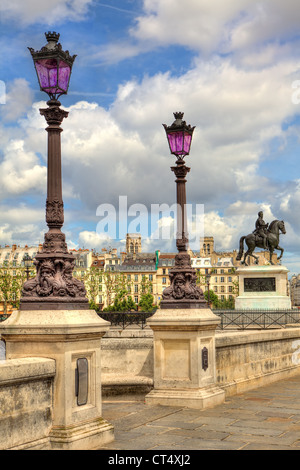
xmin=1 ymin=0 xmax=300 ymax=275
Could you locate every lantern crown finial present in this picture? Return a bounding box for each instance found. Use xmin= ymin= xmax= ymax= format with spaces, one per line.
xmin=173 ymin=111 xmax=184 ymax=121
xmin=45 ymin=31 xmax=60 ymax=44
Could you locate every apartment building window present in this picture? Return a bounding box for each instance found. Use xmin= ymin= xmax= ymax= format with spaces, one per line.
xmin=134 ymin=296 xmax=138 ymax=304
xmin=228 ymin=276 xmax=232 ymax=282
xmin=215 ymin=277 xmax=218 ymax=283
xmin=214 ymin=286 xmax=218 ymax=292
xmin=162 ymin=268 xmax=166 ymax=275
xmin=162 ymin=277 xmax=167 ymax=284
xmin=228 ymin=286 xmax=232 ymax=292
xmin=220 ymin=277 xmax=225 ymax=283
xmin=134 ymin=284 xmax=139 ymax=293
xmin=99 ymin=285 xmax=102 ymax=292
xmin=149 ymin=274 xmax=153 ymax=281
xmin=127 ymin=275 xmax=131 ymax=281
xmin=134 ymin=274 xmax=138 ymax=282
xmin=221 ymin=286 xmax=225 ymax=293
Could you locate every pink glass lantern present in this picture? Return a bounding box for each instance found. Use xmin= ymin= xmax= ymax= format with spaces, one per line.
xmin=28 ymin=32 xmax=76 ymax=100
xmin=163 ymin=112 xmax=195 ymax=158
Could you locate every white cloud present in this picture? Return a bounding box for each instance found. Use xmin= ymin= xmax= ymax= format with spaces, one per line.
xmin=0 ymin=0 xmax=93 ymax=25
xmin=0 ymin=139 xmax=46 ymax=199
xmin=0 ymin=79 xmax=34 ymax=122
xmin=0 ymin=204 xmax=45 ymax=246
xmin=130 ymin=0 xmax=300 ymax=60
xmin=131 ymin=0 xmax=246 ymax=53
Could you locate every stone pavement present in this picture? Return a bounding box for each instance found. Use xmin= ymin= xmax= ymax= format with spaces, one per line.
xmin=98 ymin=375 xmax=300 ymax=450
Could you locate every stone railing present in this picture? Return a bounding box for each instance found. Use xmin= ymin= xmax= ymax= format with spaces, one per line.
xmin=100 ymin=326 xmax=300 ymax=396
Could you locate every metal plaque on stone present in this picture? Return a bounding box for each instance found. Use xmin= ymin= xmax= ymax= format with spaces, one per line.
xmin=75 ymin=358 xmax=89 ymax=406
xmin=244 ymin=277 xmax=276 ymax=292
xmin=202 ymin=347 xmax=208 ymax=371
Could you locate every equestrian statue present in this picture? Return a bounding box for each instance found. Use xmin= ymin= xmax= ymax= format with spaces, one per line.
xmin=236 ymin=211 xmax=286 ymax=265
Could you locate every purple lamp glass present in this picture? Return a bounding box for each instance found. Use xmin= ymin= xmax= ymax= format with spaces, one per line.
xmin=163 ymin=112 xmax=195 ymax=159
xmin=28 ymin=32 xmax=76 ymax=100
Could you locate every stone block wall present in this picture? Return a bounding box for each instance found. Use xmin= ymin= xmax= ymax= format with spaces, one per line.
xmin=101 ymin=327 xmax=300 ymax=396
xmin=0 ymin=357 xmax=55 ymax=450
xmin=216 ymin=329 xmax=300 ymax=395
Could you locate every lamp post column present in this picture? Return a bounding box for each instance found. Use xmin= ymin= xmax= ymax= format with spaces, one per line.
xmin=172 ymin=160 xmax=190 ymax=253
xmin=20 ymin=98 xmax=88 ymax=310
xmin=40 ymin=99 xmax=68 ymax=253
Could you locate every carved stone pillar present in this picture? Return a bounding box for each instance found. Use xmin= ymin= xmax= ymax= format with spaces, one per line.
xmin=20 ymin=99 xmax=88 ymax=310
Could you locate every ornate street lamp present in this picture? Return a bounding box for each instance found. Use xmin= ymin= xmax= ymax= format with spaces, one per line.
xmin=161 ymin=112 xmax=207 ymax=309
xmin=21 ymin=32 xmax=88 ymax=310
xmin=23 ymin=254 xmax=32 ymax=281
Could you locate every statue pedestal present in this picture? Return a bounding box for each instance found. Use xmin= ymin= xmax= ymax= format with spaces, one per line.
xmin=235 ymin=265 xmax=291 ymax=310
xmin=0 ymin=308 xmax=114 ymax=450
xmin=145 ymin=308 xmax=225 ymax=409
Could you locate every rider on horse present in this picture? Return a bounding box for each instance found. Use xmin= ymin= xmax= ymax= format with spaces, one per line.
xmin=253 ymin=211 xmax=269 ymax=250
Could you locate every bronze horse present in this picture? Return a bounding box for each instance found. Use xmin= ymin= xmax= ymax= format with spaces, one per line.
xmin=236 ymin=219 xmax=286 ymax=265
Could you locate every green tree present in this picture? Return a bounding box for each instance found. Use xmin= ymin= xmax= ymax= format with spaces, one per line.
xmin=101 ymin=271 xmax=138 ymax=312
xmin=0 ymin=263 xmax=28 ymax=315
xmin=138 ymin=275 xmax=154 ymax=312
xmin=82 ymin=266 xmax=104 ymax=310
xmin=203 ymin=289 xmax=220 ymax=308
xmin=138 ymin=292 xmax=154 ymax=312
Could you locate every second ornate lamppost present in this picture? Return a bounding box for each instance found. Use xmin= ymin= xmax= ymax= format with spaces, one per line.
xmin=161 ymin=112 xmax=207 ymax=309
xmin=23 ymin=254 xmax=32 ymax=281
xmin=21 ymin=32 xmax=88 ymax=310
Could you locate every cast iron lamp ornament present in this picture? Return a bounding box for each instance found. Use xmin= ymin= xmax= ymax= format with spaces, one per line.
xmin=23 ymin=254 xmax=32 ymax=281
xmin=21 ymin=32 xmax=88 ymax=309
xmin=161 ymin=112 xmax=206 ymax=309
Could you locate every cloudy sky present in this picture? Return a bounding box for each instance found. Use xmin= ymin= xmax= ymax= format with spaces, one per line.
xmin=1 ymin=0 xmax=300 ymax=275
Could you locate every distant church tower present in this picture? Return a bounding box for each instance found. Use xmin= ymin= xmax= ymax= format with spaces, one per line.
xmin=200 ymin=236 xmax=214 ymax=257
xmin=126 ymin=233 xmax=142 ymax=254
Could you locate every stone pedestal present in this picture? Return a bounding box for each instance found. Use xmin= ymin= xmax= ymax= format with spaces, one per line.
xmin=0 ymin=308 xmax=114 ymax=450
xmin=235 ymin=265 xmax=291 ymax=310
xmin=145 ymin=308 xmax=225 ymax=409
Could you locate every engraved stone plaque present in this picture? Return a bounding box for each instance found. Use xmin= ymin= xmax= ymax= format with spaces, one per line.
xmin=244 ymin=277 xmax=276 ymax=292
